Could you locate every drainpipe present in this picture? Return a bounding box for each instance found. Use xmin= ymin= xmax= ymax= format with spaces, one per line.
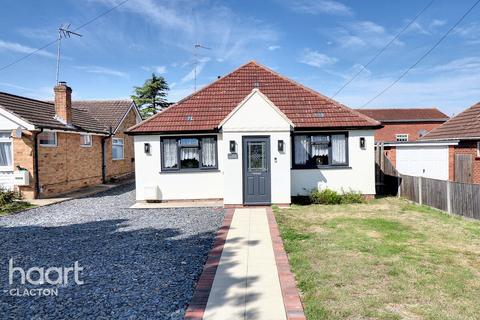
xmin=101 ymin=126 xmax=113 ymax=184
xmin=33 ymin=128 xmax=43 ymax=199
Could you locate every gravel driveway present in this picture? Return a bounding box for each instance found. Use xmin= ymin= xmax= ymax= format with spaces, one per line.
xmin=0 ymin=183 xmax=224 ymax=319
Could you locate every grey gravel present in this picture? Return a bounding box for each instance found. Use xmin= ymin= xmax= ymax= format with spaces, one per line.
xmin=0 ymin=183 xmax=224 ymax=319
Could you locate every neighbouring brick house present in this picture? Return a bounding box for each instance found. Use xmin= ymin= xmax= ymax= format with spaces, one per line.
xmin=357 ymin=108 xmax=449 ymax=172
xmin=0 ymin=82 xmax=141 ymax=199
xmin=356 ymin=108 xmax=449 ymax=143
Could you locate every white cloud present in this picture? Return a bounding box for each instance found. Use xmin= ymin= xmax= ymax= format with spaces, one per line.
xmin=0 ymin=82 xmax=52 ymax=100
xmin=429 ymin=57 xmax=480 ymax=73
xmin=430 ymin=19 xmax=446 ymax=28
xmin=268 ymin=45 xmax=281 ymax=51
xmin=454 ymin=22 xmax=480 ymax=44
xmin=75 ymin=65 xmax=128 ymax=78
xmin=330 ymin=58 xmax=480 ymax=114
xmin=92 ymin=0 xmax=279 ymax=62
xmin=0 ymin=39 xmax=56 ymax=58
xmin=142 ymin=65 xmax=167 ymax=74
xmin=17 ymin=28 xmax=53 ymax=41
xmin=286 ymin=0 xmax=353 ymax=16
xmin=181 ymin=57 xmax=211 ymax=83
xmin=327 ymin=20 xmax=403 ymax=49
xmin=299 ymin=49 xmax=337 ymax=68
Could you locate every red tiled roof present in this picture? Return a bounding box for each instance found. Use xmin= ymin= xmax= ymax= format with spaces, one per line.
xmin=129 ymin=61 xmax=380 ymax=133
xmin=356 ymin=108 xmax=449 ymax=122
xmin=421 ymin=102 xmax=480 ymax=140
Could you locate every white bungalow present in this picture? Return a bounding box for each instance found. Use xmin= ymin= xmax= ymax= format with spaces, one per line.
xmin=127 ymin=61 xmax=381 ymax=206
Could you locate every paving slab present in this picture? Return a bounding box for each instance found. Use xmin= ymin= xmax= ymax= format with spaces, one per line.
xmin=202 ymin=208 xmax=287 ymax=320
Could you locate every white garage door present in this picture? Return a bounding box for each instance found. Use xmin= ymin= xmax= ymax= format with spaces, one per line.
xmin=396 ymin=146 xmax=449 ymax=180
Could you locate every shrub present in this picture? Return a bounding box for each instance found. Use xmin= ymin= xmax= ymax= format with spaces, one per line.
xmin=0 ymin=188 xmax=21 ymax=207
xmin=310 ymin=188 xmax=342 ymax=204
xmin=309 ymin=188 xmax=365 ymax=205
xmin=340 ymin=190 xmax=365 ymax=204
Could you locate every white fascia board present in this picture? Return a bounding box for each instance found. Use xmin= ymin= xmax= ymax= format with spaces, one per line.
xmin=383 ymin=140 xmax=459 ymax=147
xmin=0 ymin=105 xmax=35 ymax=130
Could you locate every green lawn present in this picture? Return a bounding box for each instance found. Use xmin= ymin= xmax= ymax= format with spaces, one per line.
xmin=275 ymin=198 xmax=480 ymax=320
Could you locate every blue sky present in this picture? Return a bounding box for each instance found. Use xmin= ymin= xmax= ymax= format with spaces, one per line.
xmin=0 ymin=0 xmax=480 ymax=116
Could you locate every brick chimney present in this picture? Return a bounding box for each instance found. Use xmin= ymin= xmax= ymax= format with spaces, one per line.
xmin=54 ymin=81 xmax=72 ymax=124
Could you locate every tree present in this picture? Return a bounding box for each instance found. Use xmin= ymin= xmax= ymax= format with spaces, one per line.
xmin=131 ymin=73 xmax=169 ymax=119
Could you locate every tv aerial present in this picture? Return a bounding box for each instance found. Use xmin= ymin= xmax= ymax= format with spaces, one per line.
xmin=56 ymin=24 xmax=82 ymax=84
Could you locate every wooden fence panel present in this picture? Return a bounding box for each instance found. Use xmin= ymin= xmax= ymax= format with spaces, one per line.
xmin=450 ymin=182 xmax=480 ymax=219
xmin=421 ymin=177 xmax=448 ymax=212
xmin=399 ymin=175 xmax=419 ymax=203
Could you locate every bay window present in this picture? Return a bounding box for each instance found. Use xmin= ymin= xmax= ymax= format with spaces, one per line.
xmin=293 ymin=133 xmax=348 ymax=168
xmin=161 ymin=136 xmax=217 ymax=171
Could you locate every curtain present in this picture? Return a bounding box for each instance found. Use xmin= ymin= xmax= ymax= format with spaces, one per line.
xmin=311 ymin=135 xmax=329 ymax=157
xmin=0 ymin=142 xmax=12 ymax=167
xmin=294 ymin=135 xmax=309 ymax=164
xmin=331 ymin=134 xmax=346 ymax=164
xmin=202 ymin=138 xmax=216 ymax=167
xmin=180 ymin=147 xmax=199 ymax=160
xmin=163 ymin=139 xmax=178 ymax=168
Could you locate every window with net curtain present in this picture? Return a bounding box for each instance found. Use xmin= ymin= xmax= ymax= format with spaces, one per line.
xmin=0 ymin=132 xmax=12 ymax=169
xmin=162 ymin=136 xmax=217 ymax=171
xmin=294 ymin=133 xmax=347 ymax=167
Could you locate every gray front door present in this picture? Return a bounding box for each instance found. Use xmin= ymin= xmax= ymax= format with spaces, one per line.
xmin=243 ymin=136 xmax=271 ymax=205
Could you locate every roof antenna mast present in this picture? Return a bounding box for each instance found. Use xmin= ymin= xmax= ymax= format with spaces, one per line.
xmin=193 ymin=43 xmax=210 ymax=92
xmin=56 ymin=24 xmax=82 ymax=84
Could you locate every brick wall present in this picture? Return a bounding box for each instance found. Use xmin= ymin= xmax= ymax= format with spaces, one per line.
xmin=375 ymin=122 xmax=444 ymax=142
xmin=38 ymin=132 xmax=103 ymax=197
xmin=12 ymin=130 xmax=36 ymax=199
xmin=450 ymin=141 xmax=480 ymax=184
xmin=105 ymin=109 xmax=137 ymax=180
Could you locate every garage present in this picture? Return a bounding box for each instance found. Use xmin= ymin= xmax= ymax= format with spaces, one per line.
xmin=393 ymin=142 xmax=455 ymax=180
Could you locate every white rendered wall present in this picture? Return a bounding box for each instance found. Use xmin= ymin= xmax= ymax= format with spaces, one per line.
xmin=291 ymin=130 xmax=376 ymax=195
xmin=222 ymin=90 xmax=292 ymax=205
xmin=134 ymin=134 xmax=224 ymax=201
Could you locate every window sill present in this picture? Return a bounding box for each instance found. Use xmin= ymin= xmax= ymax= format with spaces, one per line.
xmin=159 ymin=169 xmax=220 ymax=174
xmin=39 ymin=144 xmax=57 ymax=147
xmin=112 ymin=158 xmax=125 ymax=161
xmin=292 ymin=166 xmax=352 ymax=170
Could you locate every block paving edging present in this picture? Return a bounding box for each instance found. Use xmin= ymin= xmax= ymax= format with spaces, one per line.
xmin=184 ymin=208 xmax=235 ymax=320
xmin=184 ymin=207 xmax=306 ymax=320
xmin=266 ymin=207 xmax=307 ymax=320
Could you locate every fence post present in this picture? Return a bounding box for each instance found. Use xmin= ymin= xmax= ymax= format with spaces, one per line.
xmin=418 ymin=176 xmax=423 ymax=205
xmin=446 ymin=181 xmax=452 ymax=213
xmin=397 ymin=174 xmax=401 ymax=198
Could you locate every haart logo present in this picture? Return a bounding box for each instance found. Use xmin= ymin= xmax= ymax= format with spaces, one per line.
xmin=6 ymin=258 xmax=84 ymax=297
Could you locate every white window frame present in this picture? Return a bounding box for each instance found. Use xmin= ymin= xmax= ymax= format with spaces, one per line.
xmin=38 ymin=131 xmax=57 ymax=147
xmin=112 ymin=138 xmax=124 ymax=160
xmin=0 ymin=131 xmax=13 ymax=172
xmin=477 ymin=142 xmax=480 ymax=157
xmin=396 ymin=134 xmax=409 ymax=142
xmin=80 ymin=133 xmax=92 ymax=147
